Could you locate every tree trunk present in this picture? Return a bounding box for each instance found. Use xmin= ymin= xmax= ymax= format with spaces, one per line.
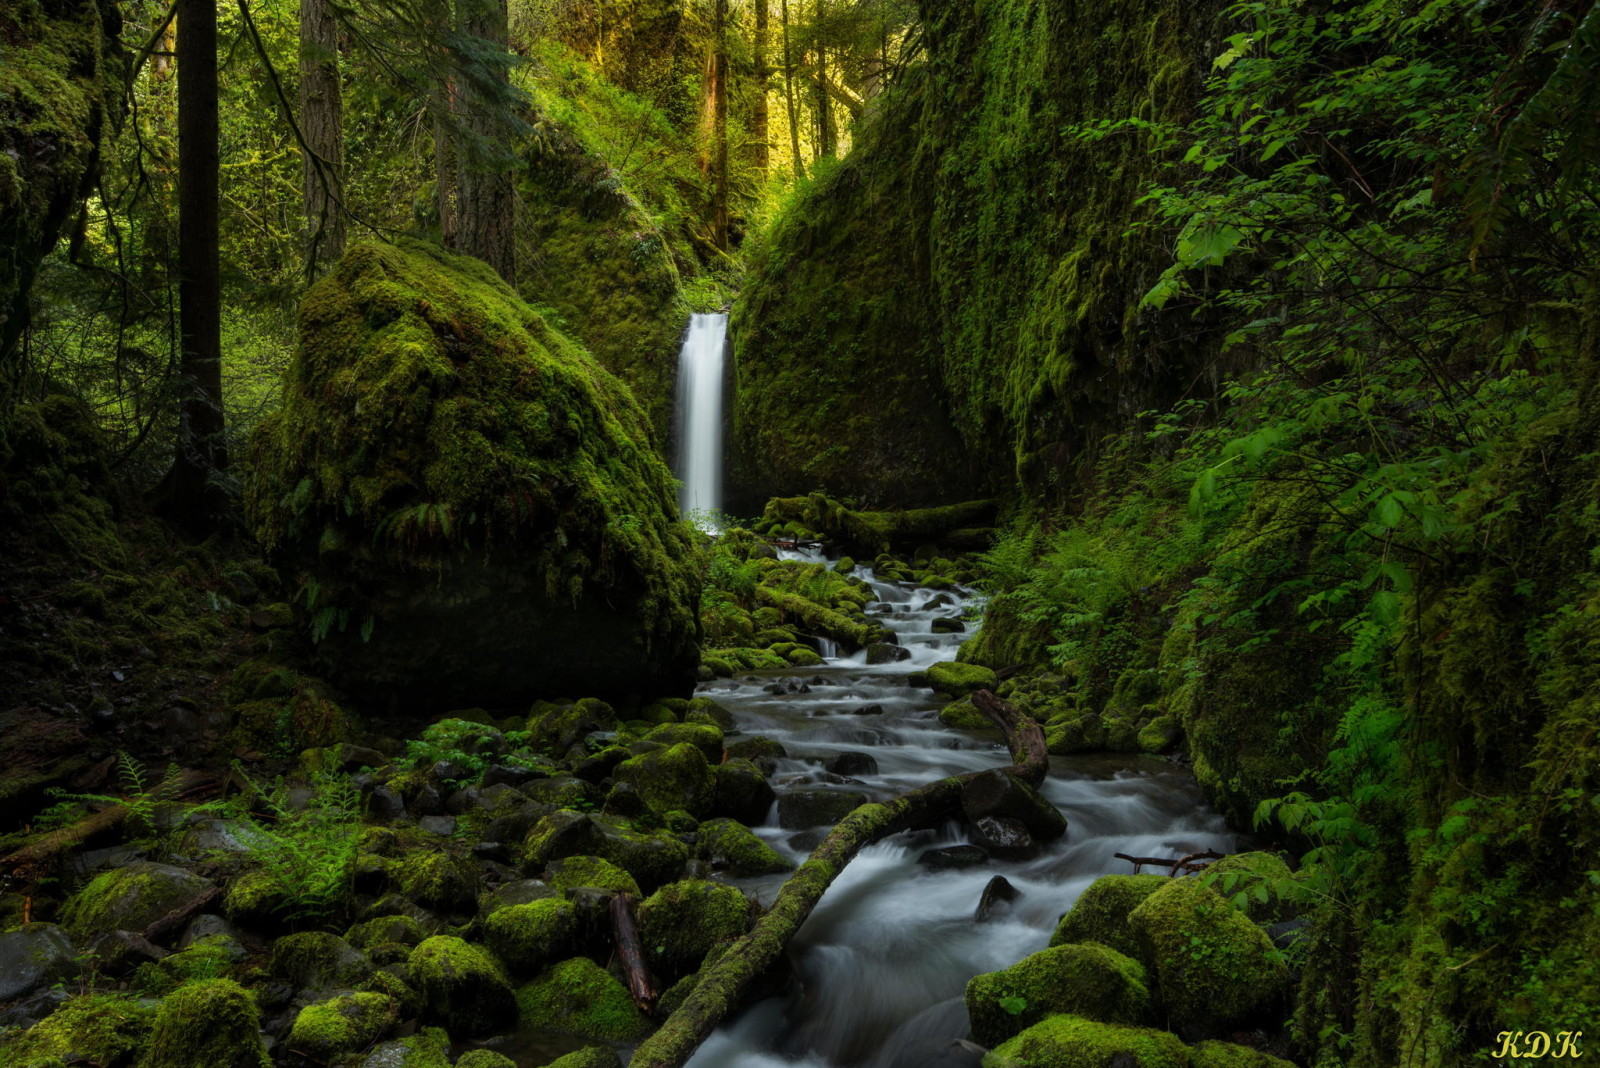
xmin=752 ymin=0 xmax=770 ymax=175
xmin=457 ymin=0 xmax=516 ymax=283
xmin=780 ymin=0 xmax=802 ymax=178
xmin=813 ymin=0 xmax=834 ymax=160
xmin=171 ymin=0 xmax=228 ymax=537
xmin=627 ymin=690 xmax=1048 ymax=1068
xmin=299 ymin=0 xmax=345 ymax=276
xmin=711 ymin=0 xmax=730 ymax=250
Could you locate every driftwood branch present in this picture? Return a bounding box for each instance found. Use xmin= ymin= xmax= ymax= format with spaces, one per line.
xmin=1112 ymin=849 xmax=1225 ymax=875
xmin=627 ymin=689 xmax=1046 ymax=1068
xmin=143 ymin=884 xmax=219 ymax=944
xmin=610 ymin=892 xmax=660 ymax=1014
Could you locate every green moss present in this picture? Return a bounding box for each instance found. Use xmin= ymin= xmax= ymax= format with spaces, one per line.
xmin=132 ymin=935 xmax=243 ymax=995
xmin=611 ymin=743 xmax=715 ymax=818
xmin=136 ymin=979 xmax=270 ymax=1068
xmin=938 ymin=696 xmax=992 ymax=730
xmin=346 ymin=914 xmax=428 ymax=950
xmin=1127 ymin=876 xmax=1289 ymax=1030
xmin=1198 ymin=852 xmax=1298 ymax=924
xmin=455 ymin=1051 xmax=520 ymax=1068
xmin=540 ymin=1047 xmax=623 ymax=1068
xmin=1187 ymin=1041 xmax=1296 ymax=1068
xmin=642 ymin=721 xmax=724 ymax=760
xmin=695 ymin=817 xmax=791 ymax=875
xmin=222 ymin=868 xmax=287 ymax=924
xmin=636 ymin=879 xmax=751 ymax=976
xmin=985 ymin=1014 xmax=1190 ymax=1068
xmin=286 ymin=992 xmax=396 ymax=1060
xmin=245 ymin=239 xmax=700 ymax=710
xmin=395 ymin=850 xmax=480 ymax=912
xmin=409 ymin=935 xmax=517 ymax=1038
xmin=483 ymin=898 xmax=581 ymax=974
xmin=1050 ymin=874 xmax=1169 ymax=964
xmin=543 ymin=856 xmax=642 ymax=896
xmin=923 ymin=661 xmax=999 ymax=699
xmin=0 ymin=993 xmax=155 ymax=1067
xmin=1136 ymin=715 xmax=1182 ymax=754
xmin=268 ymin=931 xmax=373 ymax=993
xmin=515 ymin=957 xmax=653 ymax=1041
xmin=61 ymin=863 xmax=213 ymax=940
xmin=965 ymin=942 xmax=1151 ymax=1046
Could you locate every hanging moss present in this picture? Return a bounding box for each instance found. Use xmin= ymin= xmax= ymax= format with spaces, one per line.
xmin=246 ymin=239 xmax=700 ymax=711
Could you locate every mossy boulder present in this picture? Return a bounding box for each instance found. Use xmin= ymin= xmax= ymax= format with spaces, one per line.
xmin=1199 ymin=852 xmax=1299 ymax=923
xmin=610 ymin=743 xmax=715 ymax=817
xmin=136 ymin=979 xmax=271 ymax=1068
xmin=685 ymin=696 xmax=736 ymax=730
xmin=985 ymin=1014 xmax=1190 ymax=1068
xmin=286 ymin=992 xmax=397 ymax=1061
xmin=642 ymin=721 xmax=724 ymax=760
xmin=965 ymin=942 xmax=1152 ymax=1046
xmin=939 ymin=696 xmax=992 ymax=730
xmin=0 ymin=993 xmax=155 ymax=1067
xmin=483 ymin=898 xmax=581 ymax=974
xmin=1137 ymin=714 xmax=1183 ymax=754
xmin=514 ymin=957 xmax=653 ymax=1041
xmin=636 ymin=879 xmax=752 ymax=976
xmin=409 ymin=935 xmax=517 ymax=1037
xmin=1127 ymin=876 xmax=1290 ymax=1031
xmin=269 ymin=932 xmax=373 ymax=995
xmin=1050 ymin=874 xmax=1169 ymax=964
xmin=710 ymin=758 xmax=776 ymax=825
xmin=346 ymin=914 xmax=428 ymax=952
xmin=395 ymin=850 xmax=480 ymax=912
xmin=528 ymin=698 xmax=617 ymax=753
xmin=245 ymin=240 xmax=700 ymax=711
xmin=523 ymin=810 xmax=690 ymax=891
xmin=923 ymin=661 xmax=999 ymax=699
xmin=541 ymin=1048 xmax=623 ymax=1068
xmin=61 ymin=863 xmax=214 ymax=940
xmin=544 ymin=855 xmax=642 ymax=896
xmin=695 ymin=817 xmax=791 ymax=875
xmin=358 ymin=1031 xmax=453 ymax=1068
xmin=455 ymin=1052 xmax=519 ymax=1068
xmin=1188 ymin=1042 xmax=1297 ymax=1068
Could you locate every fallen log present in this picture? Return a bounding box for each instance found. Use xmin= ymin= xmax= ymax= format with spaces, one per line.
xmin=627 ymin=689 xmax=1045 ymax=1068
xmin=610 ymin=892 xmax=660 ymax=1014
xmin=1112 ymin=849 xmax=1225 ymax=875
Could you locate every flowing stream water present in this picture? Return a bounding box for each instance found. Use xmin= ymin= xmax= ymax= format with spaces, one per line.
xmin=682 ymin=550 xmax=1237 ymax=1068
xmin=675 ymin=314 xmax=729 ymax=530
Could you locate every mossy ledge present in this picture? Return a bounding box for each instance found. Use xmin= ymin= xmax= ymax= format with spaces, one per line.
xmin=245 ymin=239 xmax=701 ymax=710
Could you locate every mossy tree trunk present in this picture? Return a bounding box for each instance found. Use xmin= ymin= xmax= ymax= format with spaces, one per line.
xmin=627 ymin=690 xmax=1047 ymax=1068
xmin=711 ymin=0 xmax=730 ymax=250
xmin=812 ymin=0 xmax=834 ymax=161
xmin=457 ymin=0 xmax=516 ymax=283
xmin=781 ymin=0 xmax=803 ymax=177
xmin=298 ymin=0 xmax=345 ymax=276
xmin=752 ymin=0 xmax=770 ymax=175
xmin=171 ymin=0 xmax=229 ymax=537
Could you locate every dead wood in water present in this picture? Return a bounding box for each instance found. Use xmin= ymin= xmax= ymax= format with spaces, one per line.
xmin=611 ymin=891 xmax=661 ymax=1014
xmin=627 ymin=689 xmax=1046 ymax=1068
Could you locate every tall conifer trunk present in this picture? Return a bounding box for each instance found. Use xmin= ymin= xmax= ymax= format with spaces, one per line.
xmin=753 ymin=0 xmax=770 ymax=175
xmin=458 ymin=0 xmax=516 ymax=283
xmin=299 ymin=0 xmax=345 ymax=275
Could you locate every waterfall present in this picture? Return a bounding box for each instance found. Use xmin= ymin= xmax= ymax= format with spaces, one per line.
xmin=675 ymin=313 xmax=728 ymax=530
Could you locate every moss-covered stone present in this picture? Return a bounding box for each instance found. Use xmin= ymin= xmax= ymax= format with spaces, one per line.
xmin=611 ymin=742 xmax=715 ymax=817
xmin=528 ymin=698 xmax=617 ymax=753
xmin=61 ymin=863 xmax=214 ymax=940
xmin=483 ymin=898 xmax=581 ymax=974
xmin=395 ymin=850 xmax=480 ymax=912
xmin=965 ymin=942 xmax=1152 ymax=1046
xmin=540 ymin=1047 xmax=623 ymax=1068
xmin=286 ymin=992 xmax=397 ymax=1061
xmin=0 ymin=993 xmax=155 ymax=1067
xmin=132 ymin=934 xmax=244 ymax=995
xmin=544 ymin=855 xmax=642 ymax=896
xmin=985 ymin=1014 xmax=1190 ymax=1068
xmin=245 ymin=240 xmax=700 ymax=711
xmin=514 ymin=957 xmax=652 ymax=1041
xmin=939 ymin=695 xmax=992 ymax=730
xmin=636 ymin=879 xmax=751 ymax=976
xmin=522 ymin=811 xmax=689 ymax=891
xmin=346 ymin=914 xmax=428 ymax=951
xmin=136 ymin=979 xmax=270 ymax=1068
xmin=923 ymin=661 xmax=999 ymax=699
xmin=1128 ymin=876 xmax=1289 ymax=1030
xmin=1187 ymin=1041 xmax=1296 ymax=1068
xmin=454 ymin=1051 xmax=519 ymax=1068
xmin=642 ymin=721 xmax=724 ymax=760
xmin=685 ymin=696 xmax=736 ymax=730
xmin=1199 ymin=852 xmax=1298 ymax=923
xmin=709 ymin=758 xmax=776 ymax=825
xmin=269 ymin=932 xmax=374 ymax=995
xmin=1136 ymin=714 xmax=1183 ymax=754
xmin=1050 ymin=874 xmax=1169 ymax=964
xmin=408 ymin=935 xmax=516 ymax=1037
xmin=695 ymin=817 xmax=791 ymax=875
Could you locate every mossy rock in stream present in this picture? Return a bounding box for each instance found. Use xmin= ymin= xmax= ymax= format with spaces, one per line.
xmin=483 ymin=898 xmax=581 ymax=975
xmin=522 ymin=810 xmax=689 ymax=891
xmin=695 ymin=817 xmax=791 ymax=875
xmin=610 ymin=742 xmax=715 ymax=817
xmin=1049 ymin=874 xmax=1168 ymax=965
xmin=984 ymin=1014 xmax=1189 ymax=1068
xmin=245 ymin=240 xmax=700 ymax=711
xmin=636 ymin=879 xmax=752 ymax=977
xmin=515 ymin=957 xmax=653 ymax=1041
xmin=965 ymin=942 xmax=1152 ymax=1047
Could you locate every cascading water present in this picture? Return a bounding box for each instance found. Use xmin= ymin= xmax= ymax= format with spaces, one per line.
xmin=675 ymin=313 xmax=729 ymax=531
xmin=680 ymin=558 xmax=1236 ymax=1068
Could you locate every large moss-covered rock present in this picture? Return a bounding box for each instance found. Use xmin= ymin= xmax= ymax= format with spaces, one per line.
xmin=985 ymin=1014 xmax=1190 ymax=1068
xmin=522 ymin=810 xmax=689 ymax=890
xmin=965 ymin=942 xmax=1151 ymax=1046
xmin=1127 ymin=876 xmax=1290 ymax=1031
xmin=269 ymin=932 xmax=373 ymax=996
xmin=695 ymin=817 xmax=790 ymax=875
xmin=611 ymin=742 xmax=715 ymax=817
xmin=136 ymin=979 xmax=271 ymax=1068
xmin=61 ymin=863 xmax=215 ymax=940
xmin=1188 ymin=1042 xmax=1297 ymax=1068
xmin=0 ymin=993 xmax=154 ymax=1067
xmin=1049 ymin=873 xmax=1168 ymax=964
xmin=246 ymin=240 xmax=700 ymax=710
xmin=514 ymin=957 xmax=653 ymax=1041
xmin=0 ymin=0 xmax=122 ymax=367
xmin=483 ymin=898 xmax=581 ymax=974
xmin=636 ymin=879 xmax=751 ymax=976
xmin=409 ymin=935 xmax=517 ymax=1038
xmin=286 ymin=992 xmax=397 ymax=1061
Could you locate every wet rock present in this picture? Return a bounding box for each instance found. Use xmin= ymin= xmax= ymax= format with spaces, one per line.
xmin=520 ymin=775 xmax=602 ymax=810
xmin=473 ymin=841 xmax=513 ymax=864
xmin=61 ymin=862 xmax=215 ymax=940
xmin=931 ymin=616 xmax=966 ymax=633
xmin=969 ymin=816 xmax=1036 ymax=859
xmin=697 ymin=818 xmax=792 ymax=875
xmin=1268 ymin=916 xmax=1310 ymax=951
xmin=287 ymin=992 xmax=398 ymax=1061
xmin=486 ymin=801 xmax=555 ymax=845
xmin=360 ymin=1033 xmax=454 ymax=1068
xmin=0 ymin=987 xmax=68 ymax=1031
xmin=270 ymin=931 xmax=373 ymax=998
xmin=961 ymin=769 xmax=1068 ymax=841
xmin=637 ymin=880 xmax=753 ymax=976
xmin=967 ymin=943 xmax=1153 ymax=1046
xmin=366 ymin=785 xmax=406 ymax=822
xmin=686 ymin=696 xmax=737 ymax=731
xmin=611 ymin=743 xmax=715 ymax=817
xmin=777 ymin=789 xmax=870 ymax=829
xmin=975 ymin=876 xmax=1021 ymax=921
xmin=409 ymin=783 xmax=445 ymax=818
xmin=602 ymin=780 xmax=652 ymax=819
xmin=395 ymin=851 xmax=480 ymax=912
xmin=917 ymin=845 xmax=988 ymax=870
xmin=921 ymin=661 xmax=998 ymax=698
xmin=573 ymin=746 xmax=630 ymax=784
xmin=482 ymin=879 xmax=559 ymax=911
xmin=0 ymin=924 xmax=78 ymax=1000
xmin=86 ymin=929 xmax=169 ymax=973
xmin=481 ymin=763 xmax=541 ymax=788
xmin=725 ymin=735 xmax=787 ymax=776
xmin=483 ymin=898 xmax=580 ymax=975
xmin=710 ymin=758 xmax=776 ymax=825
xmin=514 ymin=957 xmax=652 ymax=1041
xmin=866 ymin=643 xmax=912 ymax=665
xmin=411 ymin=935 xmax=516 ymax=1037
xmin=179 ymin=913 xmax=246 ymax=948
xmin=850 ymin=702 xmax=885 ymax=716
xmin=823 ymin=751 xmax=878 ymax=777
xmin=522 ymin=811 xmax=689 ymax=891
xmin=417 ymin=815 xmax=457 ymax=836
xmin=882 ymin=1038 xmax=987 ymax=1068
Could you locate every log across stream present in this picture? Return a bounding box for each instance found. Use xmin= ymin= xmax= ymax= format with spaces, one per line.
xmin=664 ymin=551 xmax=1237 ymax=1068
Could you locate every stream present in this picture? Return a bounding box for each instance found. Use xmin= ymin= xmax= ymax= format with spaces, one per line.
xmin=682 ymin=550 xmax=1236 ymax=1068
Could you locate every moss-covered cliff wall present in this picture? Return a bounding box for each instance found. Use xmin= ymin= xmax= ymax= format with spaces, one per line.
xmin=730 ymin=0 xmax=1223 ymax=509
